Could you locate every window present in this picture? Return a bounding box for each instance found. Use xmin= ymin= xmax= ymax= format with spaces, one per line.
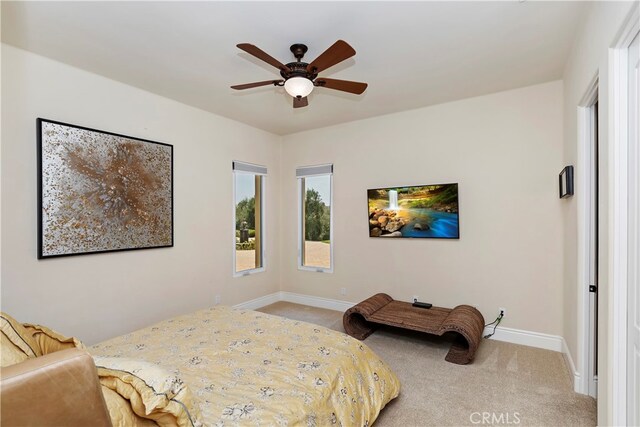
xmin=297 ymin=164 xmax=333 ymax=272
xmin=233 ymin=161 xmax=266 ymax=275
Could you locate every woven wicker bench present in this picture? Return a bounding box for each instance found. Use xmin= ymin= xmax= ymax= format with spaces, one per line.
xmin=343 ymin=293 xmax=485 ymax=364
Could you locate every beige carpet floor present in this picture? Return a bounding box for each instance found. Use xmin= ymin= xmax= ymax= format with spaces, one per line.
xmin=257 ymin=302 xmax=596 ymax=427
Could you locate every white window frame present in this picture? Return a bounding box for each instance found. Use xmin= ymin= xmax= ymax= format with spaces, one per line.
xmin=297 ymin=164 xmax=334 ymax=273
xmin=232 ymin=161 xmax=266 ymax=277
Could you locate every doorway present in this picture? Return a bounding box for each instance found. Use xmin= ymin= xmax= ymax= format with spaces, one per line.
xmin=587 ymin=100 xmax=598 ymax=399
xmin=579 ymin=81 xmax=599 ymax=399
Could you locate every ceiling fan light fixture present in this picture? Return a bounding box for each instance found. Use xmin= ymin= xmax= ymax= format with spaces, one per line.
xmin=284 ymin=77 xmax=314 ymax=98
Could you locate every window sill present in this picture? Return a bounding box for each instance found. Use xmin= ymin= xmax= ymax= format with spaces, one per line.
xmin=233 ymin=267 xmax=265 ymax=278
xmin=298 ymin=266 xmax=333 ymax=274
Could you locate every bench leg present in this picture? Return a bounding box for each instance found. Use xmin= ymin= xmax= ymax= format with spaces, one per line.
xmin=445 ymin=334 xmax=474 ymax=365
xmin=343 ymin=293 xmax=392 ymax=340
xmin=440 ymin=305 xmax=484 ymax=365
xmin=343 ymin=312 xmax=377 ymax=340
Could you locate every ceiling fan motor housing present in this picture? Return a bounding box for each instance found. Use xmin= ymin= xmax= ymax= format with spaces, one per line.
xmin=281 ymin=62 xmax=317 ymax=80
xmin=279 ymin=44 xmax=318 ymax=81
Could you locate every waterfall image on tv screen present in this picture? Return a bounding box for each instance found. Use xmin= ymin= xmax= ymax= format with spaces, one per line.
xmin=367 ymin=183 xmax=459 ymax=239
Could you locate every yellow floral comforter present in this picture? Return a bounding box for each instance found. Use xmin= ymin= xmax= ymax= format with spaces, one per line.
xmin=91 ymin=306 xmax=400 ymax=426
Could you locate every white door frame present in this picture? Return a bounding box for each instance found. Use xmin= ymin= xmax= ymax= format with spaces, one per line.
xmin=609 ymin=4 xmax=639 ymax=425
xmin=577 ymin=75 xmax=599 ymax=397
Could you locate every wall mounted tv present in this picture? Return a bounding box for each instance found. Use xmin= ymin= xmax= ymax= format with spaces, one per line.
xmin=367 ymin=183 xmax=459 ymax=239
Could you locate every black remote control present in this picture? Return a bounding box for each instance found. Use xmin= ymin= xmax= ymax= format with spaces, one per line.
xmin=412 ymin=301 xmax=432 ymax=309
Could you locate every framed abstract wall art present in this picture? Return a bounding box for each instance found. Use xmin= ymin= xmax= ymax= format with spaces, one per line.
xmin=367 ymin=183 xmax=459 ymax=239
xmin=37 ymin=119 xmax=173 ymax=258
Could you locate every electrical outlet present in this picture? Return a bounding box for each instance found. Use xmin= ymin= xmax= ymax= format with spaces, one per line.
xmin=215 ymin=295 xmax=221 ymax=305
xmin=499 ymin=307 xmax=506 ymax=316
xmin=412 ymin=295 xmax=420 ymax=303
xmin=340 ymin=287 xmax=347 ymax=296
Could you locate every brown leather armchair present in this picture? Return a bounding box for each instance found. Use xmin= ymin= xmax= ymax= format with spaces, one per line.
xmin=0 ymin=348 xmax=112 ymax=426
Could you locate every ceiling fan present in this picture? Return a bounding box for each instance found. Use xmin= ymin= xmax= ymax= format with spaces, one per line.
xmin=231 ymin=40 xmax=368 ymax=108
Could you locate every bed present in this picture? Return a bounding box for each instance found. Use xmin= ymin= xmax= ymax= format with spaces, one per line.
xmin=29 ymin=306 xmax=400 ymax=426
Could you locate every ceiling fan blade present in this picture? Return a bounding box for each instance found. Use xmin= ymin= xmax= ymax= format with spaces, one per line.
xmin=231 ymin=80 xmax=283 ymax=90
xmin=293 ymin=96 xmax=309 ymax=108
xmin=237 ymin=43 xmax=290 ymax=72
xmin=307 ymin=40 xmax=356 ymax=74
xmin=315 ymin=78 xmax=368 ymax=95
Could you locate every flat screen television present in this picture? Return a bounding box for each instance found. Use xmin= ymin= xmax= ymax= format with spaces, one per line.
xmin=367 ymin=183 xmax=459 ymax=239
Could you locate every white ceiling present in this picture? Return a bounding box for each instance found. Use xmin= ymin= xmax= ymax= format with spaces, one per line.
xmin=1 ymin=1 xmax=587 ymax=135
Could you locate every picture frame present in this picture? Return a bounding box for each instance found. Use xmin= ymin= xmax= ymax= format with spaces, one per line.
xmin=37 ymin=118 xmax=173 ymax=258
xmin=367 ymin=183 xmax=460 ymax=239
xmin=559 ymin=165 xmax=574 ymax=199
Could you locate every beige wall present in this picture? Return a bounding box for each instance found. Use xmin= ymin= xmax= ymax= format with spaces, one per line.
xmin=1 ymin=46 xmax=569 ymax=345
xmin=280 ymin=81 xmax=565 ymax=336
xmin=4 ymin=15 xmax=634 ymax=422
xmin=561 ymin=2 xmax=636 ymax=424
xmin=0 ymin=45 xmax=281 ymax=345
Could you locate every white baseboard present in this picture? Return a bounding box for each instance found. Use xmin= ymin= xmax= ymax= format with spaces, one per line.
xmin=483 ymin=325 xmax=563 ymax=351
xmin=232 ymin=291 xmax=354 ymax=312
xmin=234 ymin=292 xmax=580 ymax=389
xmin=562 ymin=338 xmax=589 ymax=394
xmin=279 ymin=291 xmax=355 ymax=312
xmin=232 ymin=292 xmax=281 ymax=310
xmin=562 ymin=338 xmax=582 ymax=393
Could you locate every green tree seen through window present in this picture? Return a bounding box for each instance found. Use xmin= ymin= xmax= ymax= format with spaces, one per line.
xmin=305 ymin=189 xmax=330 ymax=241
xmin=235 ymin=197 xmax=255 ymax=230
